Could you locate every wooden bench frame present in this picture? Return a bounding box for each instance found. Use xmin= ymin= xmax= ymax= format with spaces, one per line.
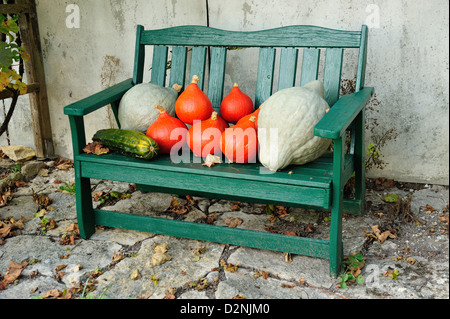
xmin=64 ymin=25 xmax=374 ymax=277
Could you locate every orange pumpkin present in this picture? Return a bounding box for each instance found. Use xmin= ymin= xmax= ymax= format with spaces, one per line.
xmin=188 ymin=112 xmax=228 ymax=158
xmin=220 ymin=116 xmax=258 ymax=164
xmin=220 ymin=83 xmax=254 ymax=124
xmin=146 ymin=105 xmax=188 ymax=154
xmin=175 ymin=75 xmax=214 ymax=125
xmin=236 ymin=107 xmax=261 ymax=130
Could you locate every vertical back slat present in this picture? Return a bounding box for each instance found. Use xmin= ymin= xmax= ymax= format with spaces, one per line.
xmin=133 ymin=25 xmax=145 ymax=85
xmin=278 ymin=48 xmax=298 ymax=90
xmin=151 ymin=45 xmax=168 ymax=86
xmin=255 ymin=48 xmax=276 ymax=107
xmin=323 ymin=48 xmax=344 ymax=106
xmin=356 ymin=25 xmax=368 ymax=92
xmin=300 ymin=48 xmax=321 ymax=86
xmin=169 ymin=46 xmax=188 ymax=88
xmin=189 ymin=46 xmax=208 ymax=90
xmin=207 ymin=47 xmax=227 ymax=112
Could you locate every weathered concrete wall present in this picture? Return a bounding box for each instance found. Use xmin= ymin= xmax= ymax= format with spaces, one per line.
xmin=4 ymin=0 xmax=448 ymax=185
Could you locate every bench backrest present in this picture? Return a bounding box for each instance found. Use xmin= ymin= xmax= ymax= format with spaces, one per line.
xmin=133 ymin=25 xmax=368 ymax=111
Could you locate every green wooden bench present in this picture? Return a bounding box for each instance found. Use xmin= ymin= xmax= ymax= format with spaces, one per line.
xmin=64 ymin=25 xmax=374 ymax=277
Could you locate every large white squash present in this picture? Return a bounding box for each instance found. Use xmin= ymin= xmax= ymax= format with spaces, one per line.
xmin=118 ymin=83 xmax=182 ymax=132
xmin=258 ymin=80 xmax=332 ymax=171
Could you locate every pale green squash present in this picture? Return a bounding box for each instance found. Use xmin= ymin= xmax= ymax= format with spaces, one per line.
xmin=118 ymin=83 xmax=182 ymax=132
xmin=258 ymin=80 xmax=332 ymax=171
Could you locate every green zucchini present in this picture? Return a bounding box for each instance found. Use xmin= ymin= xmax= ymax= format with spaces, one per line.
xmin=93 ymin=129 xmax=159 ymax=160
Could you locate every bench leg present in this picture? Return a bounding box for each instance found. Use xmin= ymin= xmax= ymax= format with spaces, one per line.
xmin=75 ymin=162 xmax=95 ymax=239
xmin=329 ymin=192 xmax=344 ymax=277
xmin=353 ymin=109 xmax=366 ymax=216
xmin=329 ymin=137 xmax=345 ymax=277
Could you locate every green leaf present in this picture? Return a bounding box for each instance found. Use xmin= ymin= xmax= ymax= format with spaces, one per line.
xmin=0 ymin=42 xmax=16 ymax=69
xmin=381 ymin=193 xmax=399 ymax=203
xmin=355 ymin=253 xmax=364 ymax=262
xmin=6 ymin=19 xmax=19 ymax=33
xmin=356 ymin=275 xmax=365 ymax=285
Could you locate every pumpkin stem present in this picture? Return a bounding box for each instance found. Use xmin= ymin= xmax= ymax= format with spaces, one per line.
xmin=192 ymin=75 xmax=200 ymax=85
xmin=211 ymin=112 xmax=218 ymax=121
xmin=172 ymin=84 xmax=182 ymax=93
xmin=155 ymin=105 xmax=166 ymax=114
xmin=249 ymin=116 xmax=257 ymax=123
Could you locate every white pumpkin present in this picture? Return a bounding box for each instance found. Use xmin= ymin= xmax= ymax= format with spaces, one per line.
xmin=258 ymin=80 xmax=332 ymax=171
xmin=118 ymin=83 xmax=182 ymax=132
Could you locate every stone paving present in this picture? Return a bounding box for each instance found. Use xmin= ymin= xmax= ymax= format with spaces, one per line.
xmin=0 ymin=158 xmax=448 ymax=300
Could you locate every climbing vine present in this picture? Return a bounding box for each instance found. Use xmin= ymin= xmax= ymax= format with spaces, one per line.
xmin=0 ymin=13 xmax=29 ymax=138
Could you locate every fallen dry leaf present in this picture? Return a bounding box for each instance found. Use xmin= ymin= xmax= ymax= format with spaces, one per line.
xmin=151 ymin=243 xmax=172 ymax=266
xmin=164 ymin=287 xmax=177 ymax=299
xmin=220 ymin=259 xmax=239 ymax=273
xmin=65 ymin=223 xmax=80 ymax=235
xmin=32 ymin=192 xmax=53 ymax=209
xmin=41 ymin=289 xmax=63 ymax=299
xmin=281 ymin=283 xmax=295 ymax=288
xmin=73 ymin=264 xmax=83 ymax=273
xmin=0 ymin=190 xmax=14 ymax=207
xmin=225 ymin=217 xmax=243 ymax=228
xmin=0 ymin=223 xmax=12 ymax=239
xmin=4 ymin=260 xmax=28 ymax=284
xmin=202 ymin=154 xmax=222 ymax=167
xmin=55 ymin=272 xmax=65 ymax=281
xmin=112 ymin=251 xmax=125 ymax=263
xmin=168 ymin=197 xmax=189 ymax=215
xmin=130 ymin=269 xmax=142 ymax=280
xmin=83 ymin=142 xmax=110 ymax=156
xmin=54 ymin=158 xmax=74 ymax=170
xmin=371 ymin=225 xmax=396 ymax=244
xmin=204 ymin=213 xmax=216 ymax=224
xmin=55 ymin=264 xmax=67 ymax=272
xmin=254 ymin=270 xmax=269 ymax=280
xmin=440 ymin=214 xmax=449 ymax=224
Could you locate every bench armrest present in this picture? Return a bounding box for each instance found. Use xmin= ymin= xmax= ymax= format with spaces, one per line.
xmin=64 ymin=78 xmax=134 ymax=116
xmin=314 ymin=87 xmax=374 ymax=140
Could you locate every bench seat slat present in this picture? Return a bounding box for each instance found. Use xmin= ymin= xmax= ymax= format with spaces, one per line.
xmin=76 ymin=153 xmax=353 ymax=188
xmin=80 ymin=160 xmax=332 ymax=209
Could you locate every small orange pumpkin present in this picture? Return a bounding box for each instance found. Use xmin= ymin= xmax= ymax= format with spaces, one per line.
xmin=175 ymin=75 xmax=214 ymax=125
xmin=146 ymin=105 xmax=188 ymax=154
xmin=220 ymin=116 xmax=258 ymax=164
xmin=220 ymin=83 xmax=254 ymax=124
xmin=188 ymin=112 xmax=229 ymax=158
